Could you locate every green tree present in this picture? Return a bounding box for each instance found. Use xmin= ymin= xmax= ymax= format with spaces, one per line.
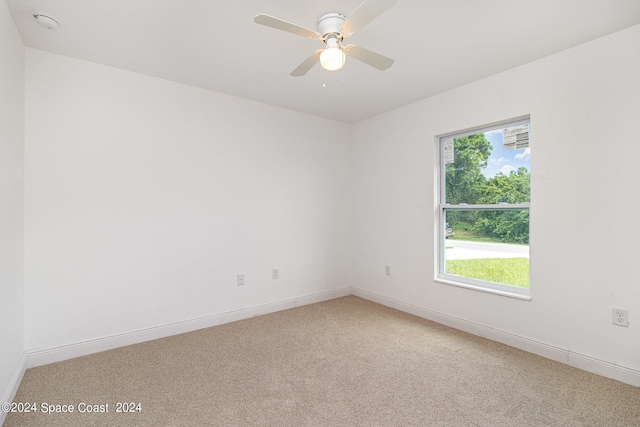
xmin=479 ymin=167 xmax=530 ymax=204
xmin=445 ymin=134 xmax=492 ymax=204
xmin=446 ymin=134 xmax=492 ymax=228
xmin=473 ymin=167 xmax=530 ymax=243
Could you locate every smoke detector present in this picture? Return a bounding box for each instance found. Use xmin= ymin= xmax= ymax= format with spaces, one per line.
xmin=33 ymin=13 xmax=59 ymax=30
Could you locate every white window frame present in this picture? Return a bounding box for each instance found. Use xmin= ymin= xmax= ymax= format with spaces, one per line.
xmin=436 ymin=117 xmax=531 ymax=300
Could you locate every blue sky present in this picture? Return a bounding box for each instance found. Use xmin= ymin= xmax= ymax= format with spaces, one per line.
xmin=482 ymin=129 xmax=530 ymax=178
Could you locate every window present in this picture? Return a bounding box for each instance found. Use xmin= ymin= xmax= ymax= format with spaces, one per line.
xmin=437 ymin=118 xmax=531 ymax=299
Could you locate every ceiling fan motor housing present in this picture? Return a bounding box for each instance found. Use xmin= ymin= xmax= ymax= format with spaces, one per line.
xmin=317 ymin=13 xmax=346 ymax=39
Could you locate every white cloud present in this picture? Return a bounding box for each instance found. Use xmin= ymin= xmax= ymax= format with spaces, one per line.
xmin=515 ymin=148 xmax=531 ymax=160
xmin=491 ymin=157 xmax=507 ymax=165
xmin=500 ymin=165 xmax=515 ymax=175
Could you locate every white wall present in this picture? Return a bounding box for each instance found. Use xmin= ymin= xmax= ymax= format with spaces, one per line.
xmin=0 ymin=0 xmax=25 ymax=417
xmin=352 ymin=25 xmax=640 ymax=384
xmin=24 ymin=49 xmax=352 ymax=354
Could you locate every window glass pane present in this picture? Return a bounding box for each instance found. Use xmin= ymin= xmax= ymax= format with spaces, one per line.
xmin=444 ymin=209 xmax=530 ymax=289
xmin=439 ymin=120 xmax=531 ymax=296
xmin=444 ymin=124 xmax=530 ymax=204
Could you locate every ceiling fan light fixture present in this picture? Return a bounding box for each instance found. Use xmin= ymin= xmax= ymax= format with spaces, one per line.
xmin=320 ymin=35 xmax=345 ymax=71
xmin=320 ymin=46 xmax=345 ymax=71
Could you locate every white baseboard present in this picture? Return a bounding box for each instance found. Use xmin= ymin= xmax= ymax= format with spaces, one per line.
xmin=352 ymin=287 xmax=640 ymax=387
xmin=23 ymin=286 xmax=640 ymax=388
xmin=0 ymin=352 xmax=27 ymax=426
xmin=27 ymin=287 xmax=351 ymax=369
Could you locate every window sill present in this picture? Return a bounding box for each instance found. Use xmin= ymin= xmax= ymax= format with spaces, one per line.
xmin=435 ymin=277 xmax=532 ymax=301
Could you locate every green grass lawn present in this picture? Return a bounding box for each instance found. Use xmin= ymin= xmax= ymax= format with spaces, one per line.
xmin=448 ymin=229 xmax=528 ymax=245
xmin=448 ymin=229 xmax=499 ymax=243
xmin=446 ymin=257 xmax=529 ymax=288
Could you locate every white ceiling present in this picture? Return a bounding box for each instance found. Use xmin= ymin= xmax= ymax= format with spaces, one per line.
xmin=7 ymin=0 xmax=640 ymax=123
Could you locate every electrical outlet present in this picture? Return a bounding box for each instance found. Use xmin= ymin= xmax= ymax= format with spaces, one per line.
xmin=612 ymin=308 xmax=629 ymax=327
xmin=272 ymin=269 xmax=279 ymax=280
xmin=237 ymin=274 xmax=245 ymax=286
xmin=385 ymin=265 xmax=391 ymax=276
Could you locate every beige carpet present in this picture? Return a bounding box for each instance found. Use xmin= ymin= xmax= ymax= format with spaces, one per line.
xmin=4 ymin=296 xmax=639 ymax=426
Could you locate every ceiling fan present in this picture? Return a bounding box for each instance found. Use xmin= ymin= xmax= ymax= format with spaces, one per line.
xmin=254 ymin=0 xmax=396 ymax=76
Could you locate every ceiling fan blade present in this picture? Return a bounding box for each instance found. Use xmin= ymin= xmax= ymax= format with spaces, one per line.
xmin=290 ymin=50 xmax=323 ymax=76
xmin=254 ymin=14 xmax=321 ymax=40
xmin=343 ymin=45 xmax=394 ymax=70
xmin=341 ymin=0 xmax=397 ymax=35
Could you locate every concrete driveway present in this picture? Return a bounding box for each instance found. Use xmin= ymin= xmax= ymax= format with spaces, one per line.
xmin=445 ymin=239 xmax=529 ymax=260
